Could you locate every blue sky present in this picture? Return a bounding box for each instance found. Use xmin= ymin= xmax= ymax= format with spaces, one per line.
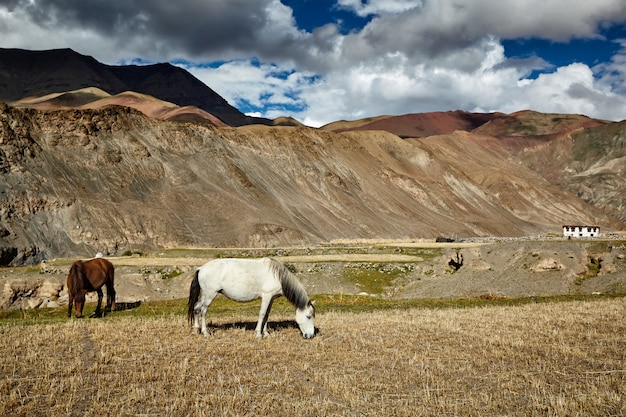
xmin=2 ymin=0 xmax=626 ymax=126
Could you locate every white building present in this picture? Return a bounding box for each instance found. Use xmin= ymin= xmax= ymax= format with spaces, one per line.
xmin=562 ymin=225 xmax=600 ymax=238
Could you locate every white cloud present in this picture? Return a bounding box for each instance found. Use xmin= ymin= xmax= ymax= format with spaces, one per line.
xmin=497 ymin=64 xmax=626 ymax=120
xmin=287 ymin=38 xmax=626 ymax=126
xmin=337 ymin=0 xmax=422 ymax=17
xmin=595 ymin=39 xmax=626 ymax=96
xmin=186 ymin=60 xmax=319 ymax=118
xmin=2 ymin=0 xmax=626 ymax=125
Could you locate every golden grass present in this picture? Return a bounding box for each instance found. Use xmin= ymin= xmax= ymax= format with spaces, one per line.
xmin=1 ymin=298 xmax=624 ymax=416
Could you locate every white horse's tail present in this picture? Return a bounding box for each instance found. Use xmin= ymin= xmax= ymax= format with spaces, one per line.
xmin=187 ymin=270 xmax=201 ymax=325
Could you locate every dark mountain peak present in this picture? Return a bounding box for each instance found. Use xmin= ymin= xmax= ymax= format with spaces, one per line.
xmin=0 ymin=48 xmax=268 ymax=126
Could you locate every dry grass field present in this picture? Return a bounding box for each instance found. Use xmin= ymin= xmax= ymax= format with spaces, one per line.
xmin=1 ymin=296 xmax=624 ymax=416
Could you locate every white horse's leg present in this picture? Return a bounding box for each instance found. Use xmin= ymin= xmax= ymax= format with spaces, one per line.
xmin=192 ymin=306 xmax=200 ymax=331
xmin=195 ymin=293 xmax=216 ymax=337
xmin=256 ymin=295 xmax=275 ymax=339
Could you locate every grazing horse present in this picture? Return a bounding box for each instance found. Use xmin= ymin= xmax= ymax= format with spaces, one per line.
xmin=187 ymin=258 xmax=315 ymax=339
xmin=67 ymin=258 xmax=116 ymax=318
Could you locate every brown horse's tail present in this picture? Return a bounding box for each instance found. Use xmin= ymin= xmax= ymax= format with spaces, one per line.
xmin=187 ymin=270 xmax=201 ymax=326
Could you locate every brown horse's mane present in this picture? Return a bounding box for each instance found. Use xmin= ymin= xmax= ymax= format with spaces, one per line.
xmin=68 ymin=260 xmax=85 ymax=293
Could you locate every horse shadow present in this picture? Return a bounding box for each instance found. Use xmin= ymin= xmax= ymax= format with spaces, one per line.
xmin=209 ymin=320 xmax=320 ymax=336
xmin=211 ymin=319 xmax=298 ymax=332
xmin=114 ymin=301 xmax=142 ymax=312
xmin=87 ymin=301 xmax=142 ymax=318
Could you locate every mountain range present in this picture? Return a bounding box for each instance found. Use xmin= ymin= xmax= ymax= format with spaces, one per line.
xmin=0 ymin=48 xmax=624 ymax=265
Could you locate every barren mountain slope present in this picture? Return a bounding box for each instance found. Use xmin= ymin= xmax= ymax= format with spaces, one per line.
xmin=12 ymin=88 xmax=227 ymax=126
xmin=1 ymin=104 xmax=622 ymax=265
xmin=11 ymin=87 xmax=111 ymax=108
xmin=518 ymin=121 xmax=626 ymax=223
xmin=469 ymin=111 xmax=626 ymax=223
xmin=408 ymin=130 xmax=622 ymax=230
xmin=337 ymin=109 xmax=626 ymax=225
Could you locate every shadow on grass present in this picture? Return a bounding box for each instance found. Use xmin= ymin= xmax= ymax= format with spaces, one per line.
xmin=88 ymin=301 xmax=142 ymax=318
xmin=203 ymin=319 xmax=320 ymax=337
xmin=114 ymin=301 xmax=142 ymax=312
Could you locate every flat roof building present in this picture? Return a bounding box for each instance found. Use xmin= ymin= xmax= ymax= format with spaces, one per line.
xmin=562 ymin=225 xmax=600 ymax=238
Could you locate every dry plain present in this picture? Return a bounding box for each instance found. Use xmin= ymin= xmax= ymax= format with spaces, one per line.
xmin=1 ymin=239 xmax=625 ymax=416
xmin=0 ymin=296 xmax=624 ymax=416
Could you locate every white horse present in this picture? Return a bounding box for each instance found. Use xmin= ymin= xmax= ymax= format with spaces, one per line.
xmin=187 ymin=258 xmax=316 ymax=339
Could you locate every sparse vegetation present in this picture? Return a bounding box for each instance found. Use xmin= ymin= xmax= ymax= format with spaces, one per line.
xmin=121 ymin=250 xmax=144 ymax=257
xmin=575 ymin=258 xmax=602 ymax=286
xmin=139 ymin=266 xmax=183 ymax=280
xmin=343 ymin=262 xmax=414 ymax=294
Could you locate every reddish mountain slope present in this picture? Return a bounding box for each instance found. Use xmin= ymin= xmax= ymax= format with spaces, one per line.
xmin=324 ymin=110 xmax=501 ymax=138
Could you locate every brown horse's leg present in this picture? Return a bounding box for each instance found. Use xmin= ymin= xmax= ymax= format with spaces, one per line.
xmin=95 ymin=288 xmax=104 ymax=317
xmin=75 ymin=291 xmax=86 ymax=318
xmin=67 ymin=292 xmax=74 ymax=317
xmin=106 ymin=284 xmax=116 ymax=312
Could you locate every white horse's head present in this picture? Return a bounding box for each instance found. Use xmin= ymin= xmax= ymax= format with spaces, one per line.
xmin=295 ymin=301 xmax=315 ymax=339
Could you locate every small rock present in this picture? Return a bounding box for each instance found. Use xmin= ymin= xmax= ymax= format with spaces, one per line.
xmin=28 ymin=298 xmax=43 ymax=309
xmin=38 ymin=279 xmax=63 ymax=299
xmin=531 ymin=258 xmax=564 ymax=272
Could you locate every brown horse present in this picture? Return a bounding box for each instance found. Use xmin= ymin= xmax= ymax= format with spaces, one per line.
xmin=67 ymin=258 xmax=116 ymax=318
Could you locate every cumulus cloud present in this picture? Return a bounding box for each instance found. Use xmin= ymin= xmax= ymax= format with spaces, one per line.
xmin=0 ymin=0 xmax=303 ymax=62
xmin=5 ymin=0 xmax=624 ymax=68
xmin=595 ymin=39 xmax=626 ymax=96
xmin=337 ymin=0 xmax=421 ymax=17
xmin=1 ymin=0 xmax=626 ymax=125
xmin=496 ymin=64 xmax=626 ymax=119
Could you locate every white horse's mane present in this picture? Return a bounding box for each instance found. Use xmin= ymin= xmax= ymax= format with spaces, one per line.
xmin=268 ymin=258 xmax=310 ymax=310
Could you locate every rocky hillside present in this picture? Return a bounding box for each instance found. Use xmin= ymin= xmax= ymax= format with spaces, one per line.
xmin=333 ymin=110 xmax=626 ymax=225
xmin=0 ymin=102 xmax=624 ymax=265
